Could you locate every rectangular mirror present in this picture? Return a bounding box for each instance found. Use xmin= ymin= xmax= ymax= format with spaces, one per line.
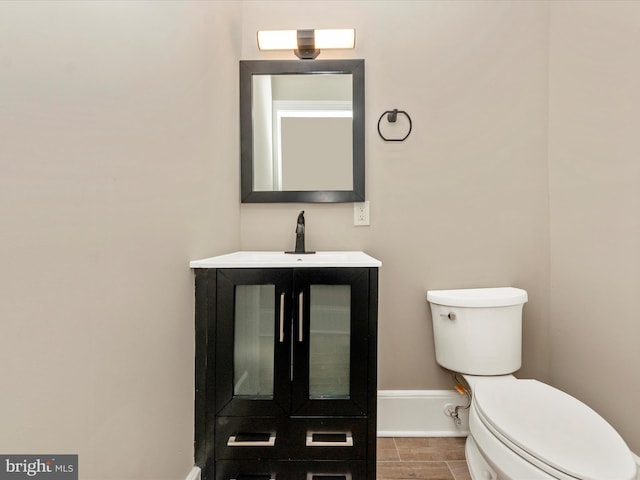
xmin=240 ymin=60 xmax=365 ymax=203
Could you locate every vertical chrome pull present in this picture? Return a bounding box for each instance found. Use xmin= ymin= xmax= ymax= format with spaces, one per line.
xmin=279 ymin=292 xmax=285 ymax=343
xmin=298 ymin=291 xmax=304 ymax=342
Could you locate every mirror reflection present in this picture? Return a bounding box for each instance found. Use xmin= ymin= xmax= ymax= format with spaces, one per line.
xmin=252 ymin=74 xmax=353 ymax=192
xmin=240 ymin=60 xmax=365 ymax=203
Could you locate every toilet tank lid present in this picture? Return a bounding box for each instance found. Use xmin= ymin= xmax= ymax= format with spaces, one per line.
xmin=427 ymin=287 xmax=528 ymax=307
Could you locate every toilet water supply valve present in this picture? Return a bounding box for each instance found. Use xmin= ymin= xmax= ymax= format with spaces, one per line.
xmin=443 ymin=373 xmax=471 ymax=426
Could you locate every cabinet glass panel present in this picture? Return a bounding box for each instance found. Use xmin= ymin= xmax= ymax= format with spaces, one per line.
xmin=309 ymin=285 xmax=351 ymax=399
xmin=234 ymin=285 xmax=275 ymax=398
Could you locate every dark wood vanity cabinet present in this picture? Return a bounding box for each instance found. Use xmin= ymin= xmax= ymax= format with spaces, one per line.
xmin=193 ymin=265 xmax=379 ymax=480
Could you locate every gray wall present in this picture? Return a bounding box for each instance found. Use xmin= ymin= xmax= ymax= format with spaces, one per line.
xmin=0 ymin=1 xmax=240 ymax=478
xmin=240 ymin=0 xmax=551 ymax=392
xmin=548 ymin=1 xmax=640 ymax=454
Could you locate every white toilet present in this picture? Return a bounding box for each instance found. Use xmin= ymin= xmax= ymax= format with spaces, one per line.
xmin=427 ymin=287 xmax=637 ymax=480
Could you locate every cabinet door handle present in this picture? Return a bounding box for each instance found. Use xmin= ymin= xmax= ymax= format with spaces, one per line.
xmin=305 ymin=432 xmax=353 ymax=447
xmin=227 ymin=432 xmax=276 ymax=447
xmin=279 ymin=292 xmax=285 ymax=343
xmin=298 ymin=291 xmax=304 ymax=342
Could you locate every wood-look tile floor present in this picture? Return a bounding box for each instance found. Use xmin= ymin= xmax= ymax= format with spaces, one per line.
xmin=377 ymin=437 xmax=471 ymax=480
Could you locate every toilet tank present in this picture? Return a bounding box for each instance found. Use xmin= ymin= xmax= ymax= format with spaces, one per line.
xmin=427 ymin=287 xmax=528 ymax=375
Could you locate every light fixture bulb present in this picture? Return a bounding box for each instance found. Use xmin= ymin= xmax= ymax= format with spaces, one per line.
xmin=257 ymin=30 xmax=297 ymax=51
xmin=314 ymin=29 xmax=355 ymax=49
xmin=257 ymin=29 xmax=356 ymax=55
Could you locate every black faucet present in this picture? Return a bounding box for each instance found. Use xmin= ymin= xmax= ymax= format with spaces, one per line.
xmin=294 ymin=211 xmax=306 ymax=253
xmin=286 ymin=211 xmax=315 ymax=254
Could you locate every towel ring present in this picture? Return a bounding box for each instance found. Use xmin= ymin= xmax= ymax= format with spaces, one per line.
xmin=377 ymin=109 xmax=412 ymax=142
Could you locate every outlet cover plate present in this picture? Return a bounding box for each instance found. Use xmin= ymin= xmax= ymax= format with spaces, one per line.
xmin=354 ymin=201 xmax=370 ymax=226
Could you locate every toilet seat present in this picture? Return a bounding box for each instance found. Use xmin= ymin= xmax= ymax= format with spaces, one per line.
xmin=473 ymin=379 xmax=637 ymax=480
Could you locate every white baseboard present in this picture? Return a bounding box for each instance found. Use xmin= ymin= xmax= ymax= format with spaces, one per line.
xmin=185 ymin=466 xmax=201 ymax=480
xmin=377 ymin=390 xmax=470 ymax=437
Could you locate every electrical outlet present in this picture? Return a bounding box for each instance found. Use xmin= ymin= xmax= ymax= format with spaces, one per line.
xmin=354 ymin=201 xmax=370 ymax=226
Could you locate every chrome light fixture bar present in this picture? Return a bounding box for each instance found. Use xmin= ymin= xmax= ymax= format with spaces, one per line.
xmin=257 ymin=28 xmax=356 ymax=59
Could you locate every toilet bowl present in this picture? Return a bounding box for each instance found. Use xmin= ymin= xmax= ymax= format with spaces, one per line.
xmin=427 ymin=287 xmax=637 ymax=480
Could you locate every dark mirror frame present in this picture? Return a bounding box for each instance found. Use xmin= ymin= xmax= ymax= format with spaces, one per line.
xmin=240 ymin=59 xmax=365 ymax=203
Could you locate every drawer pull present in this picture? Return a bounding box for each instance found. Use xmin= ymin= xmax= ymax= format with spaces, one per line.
xmin=231 ymin=476 xmax=275 ymax=480
xmin=305 ymin=432 xmax=353 ymax=447
xmin=307 ymin=475 xmax=351 ymax=480
xmin=227 ymin=432 xmax=276 ymax=447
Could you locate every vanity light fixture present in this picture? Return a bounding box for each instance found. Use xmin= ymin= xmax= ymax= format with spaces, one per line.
xmin=257 ymin=29 xmax=356 ymax=59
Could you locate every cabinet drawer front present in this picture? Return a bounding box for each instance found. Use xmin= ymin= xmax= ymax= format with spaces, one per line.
xmin=289 ymin=418 xmax=368 ymax=460
xmin=216 ymin=417 xmax=286 ymax=460
xmin=295 ymin=461 xmax=367 ymax=480
xmin=213 ymin=460 xmax=367 ymax=480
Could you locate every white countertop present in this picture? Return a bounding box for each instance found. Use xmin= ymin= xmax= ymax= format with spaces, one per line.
xmin=190 ymin=251 xmax=382 ymax=269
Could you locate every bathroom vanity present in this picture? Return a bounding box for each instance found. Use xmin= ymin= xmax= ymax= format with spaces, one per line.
xmin=191 ymin=251 xmax=381 ymax=480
